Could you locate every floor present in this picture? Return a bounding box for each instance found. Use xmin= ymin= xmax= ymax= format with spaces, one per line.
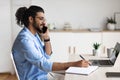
xmin=0 ymin=73 xmax=17 ymax=80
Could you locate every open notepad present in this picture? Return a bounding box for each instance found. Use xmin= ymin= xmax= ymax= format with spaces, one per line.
xmin=66 ymin=66 xmax=98 ymax=75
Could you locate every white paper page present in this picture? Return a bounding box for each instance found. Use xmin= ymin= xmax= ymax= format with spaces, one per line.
xmin=66 ymin=66 xmax=98 ymax=75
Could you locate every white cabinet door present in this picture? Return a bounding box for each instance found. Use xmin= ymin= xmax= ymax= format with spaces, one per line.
xmin=49 ymin=32 xmax=102 ymax=62
xmin=102 ymin=32 xmax=120 ymax=55
xmin=73 ymin=33 xmax=102 ymax=55
xmin=49 ymin=32 xmax=120 ymax=61
xmin=50 ymin=32 xmax=73 ymax=62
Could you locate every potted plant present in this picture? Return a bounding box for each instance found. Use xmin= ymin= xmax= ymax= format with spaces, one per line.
xmin=107 ymin=17 xmax=116 ymax=30
xmin=93 ymin=43 xmax=101 ymax=56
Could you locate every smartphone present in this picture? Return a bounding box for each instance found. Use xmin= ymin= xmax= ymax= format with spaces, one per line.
xmin=42 ymin=26 xmax=47 ymax=33
xmin=34 ymin=25 xmax=47 ymax=33
xmin=106 ymin=72 xmax=120 ymax=77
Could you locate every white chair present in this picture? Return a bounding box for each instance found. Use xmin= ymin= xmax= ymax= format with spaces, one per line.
xmin=11 ymin=53 xmax=20 ymax=80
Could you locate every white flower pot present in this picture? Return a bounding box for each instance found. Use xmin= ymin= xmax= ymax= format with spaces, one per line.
xmin=93 ymin=49 xmax=98 ymax=56
xmin=107 ymin=23 xmax=115 ymax=30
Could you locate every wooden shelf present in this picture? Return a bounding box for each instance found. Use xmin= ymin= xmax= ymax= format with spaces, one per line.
xmin=50 ymin=29 xmax=120 ymax=33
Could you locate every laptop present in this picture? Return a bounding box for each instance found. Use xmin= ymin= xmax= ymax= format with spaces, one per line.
xmin=90 ymin=42 xmax=120 ymax=67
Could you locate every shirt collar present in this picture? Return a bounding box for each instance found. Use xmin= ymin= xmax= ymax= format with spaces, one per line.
xmin=23 ymin=27 xmax=37 ymax=39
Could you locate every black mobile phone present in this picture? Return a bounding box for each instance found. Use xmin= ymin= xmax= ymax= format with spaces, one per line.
xmin=42 ymin=26 xmax=47 ymax=33
xmin=106 ymin=72 xmax=120 ymax=77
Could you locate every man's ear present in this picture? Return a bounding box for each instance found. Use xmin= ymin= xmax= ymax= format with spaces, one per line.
xmin=28 ymin=16 xmax=33 ymax=23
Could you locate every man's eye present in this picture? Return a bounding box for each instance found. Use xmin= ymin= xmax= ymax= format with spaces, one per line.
xmin=36 ymin=17 xmax=44 ymax=20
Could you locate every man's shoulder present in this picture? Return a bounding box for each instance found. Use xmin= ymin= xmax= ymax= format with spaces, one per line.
xmin=18 ymin=27 xmax=33 ymax=40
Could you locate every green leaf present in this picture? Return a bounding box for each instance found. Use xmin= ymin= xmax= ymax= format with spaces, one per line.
xmin=93 ymin=43 xmax=101 ymax=50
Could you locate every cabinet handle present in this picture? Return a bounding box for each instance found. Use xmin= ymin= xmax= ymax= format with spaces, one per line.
xmin=68 ymin=46 xmax=71 ymax=54
xmin=103 ymin=46 xmax=106 ymax=54
xmin=73 ymin=46 xmax=76 ymax=54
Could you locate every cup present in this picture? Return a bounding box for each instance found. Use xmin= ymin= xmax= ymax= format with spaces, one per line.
xmin=107 ymin=48 xmax=114 ymax=58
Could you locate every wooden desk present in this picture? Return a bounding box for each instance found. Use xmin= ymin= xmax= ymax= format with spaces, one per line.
xmin=64 ymin=54 xmax=120 ymax=80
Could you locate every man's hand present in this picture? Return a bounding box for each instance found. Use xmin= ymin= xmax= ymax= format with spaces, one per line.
xmin=75 ymin=60 xmax=90 ymax=67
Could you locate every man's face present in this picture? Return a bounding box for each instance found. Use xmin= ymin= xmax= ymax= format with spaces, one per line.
xmin=32 ymin=12 xmax=45 ymax=31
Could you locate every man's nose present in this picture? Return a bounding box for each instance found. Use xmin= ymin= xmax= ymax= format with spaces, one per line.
xmin=42 ymin=19 xmax=46 ymax=25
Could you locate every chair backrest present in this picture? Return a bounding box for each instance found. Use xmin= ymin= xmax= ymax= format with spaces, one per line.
xmin=11 ymin=53 xmax=20 ymax=80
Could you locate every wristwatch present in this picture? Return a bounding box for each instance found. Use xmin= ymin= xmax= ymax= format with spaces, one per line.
xmin=44 ymin=38 xmax=50 ymax=42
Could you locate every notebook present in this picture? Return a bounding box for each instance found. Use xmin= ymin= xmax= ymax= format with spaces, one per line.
xmin=65 ymin=66 xmax=98 ymax=75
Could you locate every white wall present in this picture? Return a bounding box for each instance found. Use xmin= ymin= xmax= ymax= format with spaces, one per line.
xmin=0 ymin=0 xmax=13 ymax=73
xmin=31 ymin=0 xmax=120 ymax=29
xmin=0 ymin=0 xmax=32 ymax=74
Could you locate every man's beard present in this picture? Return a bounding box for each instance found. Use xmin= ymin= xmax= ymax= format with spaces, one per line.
xmin=33 ymin=21 xmax=42 ymax=33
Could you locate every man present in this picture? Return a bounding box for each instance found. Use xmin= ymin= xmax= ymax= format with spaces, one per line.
xmin=12 ymin=5 xmax=89 ymax=80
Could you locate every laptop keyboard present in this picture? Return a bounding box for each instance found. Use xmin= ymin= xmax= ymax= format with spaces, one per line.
xmin=91 ymin=60 xmax=113 ymax=65
xmin=98 ymin=60 xmax=113 ymax=65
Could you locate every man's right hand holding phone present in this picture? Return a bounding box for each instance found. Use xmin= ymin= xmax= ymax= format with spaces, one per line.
xmin=40 ymin=23 xmax=52 ymax=55
xmin=41 ymin=23 xmax=50 ymax=41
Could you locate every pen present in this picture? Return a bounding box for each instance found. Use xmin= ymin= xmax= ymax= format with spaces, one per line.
xmin=79 ymin=54 xmax=85 ymax=60
xmin=79 ymin=55 xmax=91 ymax=66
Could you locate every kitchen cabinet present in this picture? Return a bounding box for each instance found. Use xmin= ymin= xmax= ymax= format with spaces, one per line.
xmin=50 ymin=32 xmax=72 ymax=62
xmin=50 ymin=31 xmax=120 ymax=62
xmin=49 ymin=32 xmax=102 ymax=62
xmin=73 ymin=33 xmax=102 ymax=55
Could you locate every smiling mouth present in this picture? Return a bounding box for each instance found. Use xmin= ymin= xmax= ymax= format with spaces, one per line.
xmin=39 ymin=25 xmax=43 ymax=29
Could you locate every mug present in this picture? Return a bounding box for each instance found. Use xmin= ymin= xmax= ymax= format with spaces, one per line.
xmin=107 ymin=48 xmax=114 ymax=58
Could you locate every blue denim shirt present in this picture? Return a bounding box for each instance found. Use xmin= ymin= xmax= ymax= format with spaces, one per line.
xmin=12 ymin=27 xmax=53 ymax=80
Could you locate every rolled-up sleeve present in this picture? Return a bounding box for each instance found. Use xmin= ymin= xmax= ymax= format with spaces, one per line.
xmin=20 ymin=38 xmax=53 ymax=72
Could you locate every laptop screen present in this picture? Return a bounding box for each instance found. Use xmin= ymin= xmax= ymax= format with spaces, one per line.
xmin=110 ymin=42 xmax=120 ymax=64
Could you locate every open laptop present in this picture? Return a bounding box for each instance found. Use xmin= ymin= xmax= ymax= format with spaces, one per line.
xmin=90 ymin=42 xmax=120 ymax=67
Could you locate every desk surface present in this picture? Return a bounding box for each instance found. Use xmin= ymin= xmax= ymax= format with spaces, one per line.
xmin=64 ymin=54 xmax=120 ymax=80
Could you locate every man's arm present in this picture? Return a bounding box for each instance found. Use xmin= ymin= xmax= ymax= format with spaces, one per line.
xmin=52 ymin=60 xmax=89 ymax=71
xmin=42 ymin=29 xmax=52 ymax=55
xmin=44 ymin=39 xmax=52 ymax=55
xmin=41 ymin=26 xmax=89 ymax=70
